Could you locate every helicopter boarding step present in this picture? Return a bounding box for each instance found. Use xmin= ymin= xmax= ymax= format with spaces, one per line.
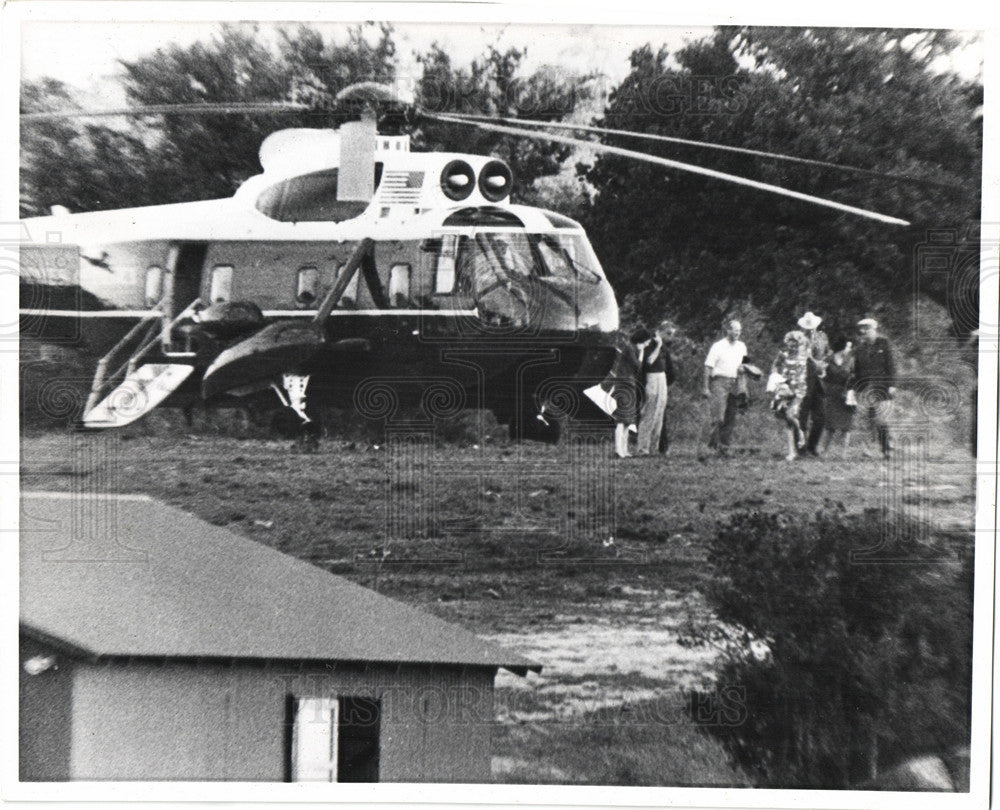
xmin=82 ymin=363 xmax=194 ymax=429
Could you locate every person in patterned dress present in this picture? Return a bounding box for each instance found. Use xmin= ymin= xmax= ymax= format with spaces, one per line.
xmin=770 ymin=330 xmax=810 ymax=460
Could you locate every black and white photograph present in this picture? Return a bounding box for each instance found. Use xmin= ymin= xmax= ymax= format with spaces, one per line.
xmin=3 ymin=2 xmax=996 ymax=804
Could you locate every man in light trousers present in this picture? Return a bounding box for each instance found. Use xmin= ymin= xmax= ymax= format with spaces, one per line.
xmin=636 ymin=324 xmax=669 ymax=455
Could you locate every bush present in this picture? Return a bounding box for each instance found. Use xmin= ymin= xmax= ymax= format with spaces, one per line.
xmin=20 ymin=348 xmax=91 ymax=431
xmin=694 ymin=506 xmax=973 ymax=788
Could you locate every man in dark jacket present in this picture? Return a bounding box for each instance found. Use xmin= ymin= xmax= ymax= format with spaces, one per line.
xmin=852 ymin=317 xmax=897 ymax=457
xmin=654 ymin=321 xmax=679 ymax=454
xmin=796 ymin=311 xmax=830 ymax=456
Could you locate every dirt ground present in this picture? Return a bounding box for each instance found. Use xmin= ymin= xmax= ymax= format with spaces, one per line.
xmin=20 ymin=423 xmax=978 ymax=785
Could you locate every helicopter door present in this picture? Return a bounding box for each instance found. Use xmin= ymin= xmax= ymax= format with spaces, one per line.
xmin=164 ymin=242 xmax=208 ymax=318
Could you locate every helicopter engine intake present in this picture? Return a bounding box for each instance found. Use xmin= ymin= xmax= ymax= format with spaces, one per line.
xmin=439 ymin=160 xmax=477 ymax=201
xmin=478 ymin=161 xmax=513 ymax=202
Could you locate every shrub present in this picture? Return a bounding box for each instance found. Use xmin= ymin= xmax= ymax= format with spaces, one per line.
xmin=694 ymin=506 xmax=973 ymax=788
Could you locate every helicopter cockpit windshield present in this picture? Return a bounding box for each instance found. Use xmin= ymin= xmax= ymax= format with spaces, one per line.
xmin=432 ymin=229 xmax=611 ymax=330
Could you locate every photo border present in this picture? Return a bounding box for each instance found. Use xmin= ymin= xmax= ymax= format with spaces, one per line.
xmin=2 ymin=2 xmax=996 ymax=808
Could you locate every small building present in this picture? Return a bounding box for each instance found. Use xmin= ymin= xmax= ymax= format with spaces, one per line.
xmin=20 ymin=491 xmax=537 ymax=782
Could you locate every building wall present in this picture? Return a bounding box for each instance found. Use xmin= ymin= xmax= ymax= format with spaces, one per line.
xmin=19 ymin=637 xmax=74 ymax=781
xmin=67 ymin=658 xmax=496 ymax=782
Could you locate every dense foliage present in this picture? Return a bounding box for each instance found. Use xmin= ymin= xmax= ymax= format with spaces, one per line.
xmin=412 ymin=45 xmax=589 ymax=201
xmin=580 ymin=28 xmax=982 ymax=339
xmin=695 ymin=507 xmax=973 ymax=788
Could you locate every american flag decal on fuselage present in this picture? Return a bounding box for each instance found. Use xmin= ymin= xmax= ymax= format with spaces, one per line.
xmin=378 ymin=171 xmax=426 ymax=205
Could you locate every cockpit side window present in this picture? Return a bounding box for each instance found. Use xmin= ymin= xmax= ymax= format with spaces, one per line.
xmin=145 ymin=265 xmax=164 ymax=307
xmin=535 ymin=238 xmax=572 ymax=279
xmin=389 ymin=263 xmax=411 ymax=307
xmin=533 ymin=234 xmax=603 ymax=283
xmin=435 ymin=235 xmax=458 ymax=294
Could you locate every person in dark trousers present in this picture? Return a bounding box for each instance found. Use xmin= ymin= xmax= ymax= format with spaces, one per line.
xmin=700 ymin=319 xmax=748 ymax=459
xmin=795 ymin=311 xmax=830 ymax=456
xmin=820 ymin=333 xmax=857 ymax=458
xmin=851 ymin=317 xmax=896 ymax=458
xmin=653 ymin=321 xmax=678 ymax=454
xmin=606 ymin=329 xmax=650 ymax=458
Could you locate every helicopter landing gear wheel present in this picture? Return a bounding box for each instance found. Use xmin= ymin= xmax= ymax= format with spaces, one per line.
xmin=270 ymin=407 xmax=302 ymax=439
xmin=297 ymin=413 xmax=322 ymax=452
xmin=269 ymin=373 xmax=320 ymax=448
xmin=269 ymin=407 xmax=322 ymax=447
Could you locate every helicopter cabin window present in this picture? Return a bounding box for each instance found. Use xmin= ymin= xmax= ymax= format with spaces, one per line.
xmin=337 ymin=262 xmax=360 ymax=308
xmin=210 ymin=265 xmax=233 ymax=303
xmin=144 ymin=265 xmax=163 ymax=307
xmin=434 ymin=235 xmax=458 ymax=294
xmin=296 ymin=266 xmax=319 ymax=307
xmin=389 ymin=263 xmax=411 ymax=307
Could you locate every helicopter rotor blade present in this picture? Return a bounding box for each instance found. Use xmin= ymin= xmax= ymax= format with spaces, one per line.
xmin=21 ymin=83 xmax=413 ymax=123
xmin=20 ymin=101 xmax=312 ymax=121
xmin=426 ymin=112 xmax=911 ymax=226
xmin=442 ymin=112 xmax=961 ymax=191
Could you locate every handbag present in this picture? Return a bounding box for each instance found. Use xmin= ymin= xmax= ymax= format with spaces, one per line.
xmin=845 ymin=389 xmax=858 ymax=407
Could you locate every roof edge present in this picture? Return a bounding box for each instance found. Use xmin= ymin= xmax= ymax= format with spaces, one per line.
xmin=19 ymin=623 xmax=98 ymax=661
xmin=15 ymin=638 xmax=541 ymax=676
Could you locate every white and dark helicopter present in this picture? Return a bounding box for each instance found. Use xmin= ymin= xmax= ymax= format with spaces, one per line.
xmin=19 ymin=82 xmax=915 ymax=442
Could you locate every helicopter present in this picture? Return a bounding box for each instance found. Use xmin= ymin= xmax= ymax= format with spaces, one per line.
xmin=18 ymin=82 xmax=916 ymax=443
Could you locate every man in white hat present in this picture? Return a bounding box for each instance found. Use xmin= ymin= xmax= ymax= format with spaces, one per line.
xmin=852 ymin=317 xmax=896 ymax=457
xmin=795 ymin=311 xmax=830 ymax=456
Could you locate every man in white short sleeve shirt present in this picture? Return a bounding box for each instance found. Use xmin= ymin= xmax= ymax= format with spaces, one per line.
xmin=701 ymin=319 xmax=748 ymax=457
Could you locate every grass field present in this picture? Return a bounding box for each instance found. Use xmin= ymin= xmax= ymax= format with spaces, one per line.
xmin=20 ymin=404 xmax=978 ymax=785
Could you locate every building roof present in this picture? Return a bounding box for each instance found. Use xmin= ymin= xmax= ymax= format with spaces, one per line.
xmin=20 ymin=492 xmax=538 ymax=675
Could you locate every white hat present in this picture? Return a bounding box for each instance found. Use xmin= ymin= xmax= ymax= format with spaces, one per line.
xmin=797 ymin=311 xmax=822 ymax=330
xmin=857 ymin=317 xmax=878 ymax=328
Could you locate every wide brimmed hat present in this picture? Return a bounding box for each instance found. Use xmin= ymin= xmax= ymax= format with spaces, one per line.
xmin=797 ymin=311 xmax=822 ymax=330
xmin=857 ymin=317 xmax=878 ymax=328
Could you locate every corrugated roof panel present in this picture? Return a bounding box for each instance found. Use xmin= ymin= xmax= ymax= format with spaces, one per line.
xmin=19 ymin=492 xmax=539 ymax=675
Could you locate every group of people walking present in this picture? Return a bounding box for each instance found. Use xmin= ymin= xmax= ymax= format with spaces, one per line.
xmin=604 ymin=311 xmax=897 ymax=461
xmin=701 ymin=312 xmax=897 ymax=461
